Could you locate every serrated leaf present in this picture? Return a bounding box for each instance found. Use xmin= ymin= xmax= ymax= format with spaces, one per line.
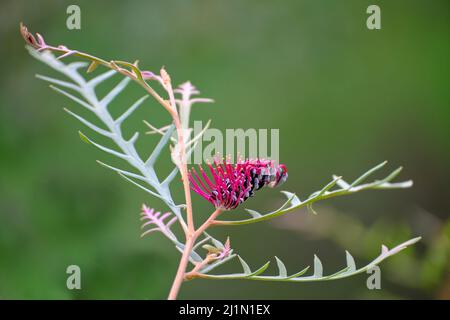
xmin=215 ymin=162 xmax=412 ymax=226
xmin=198 ymin=238 xmax=420 ymax=282
xmin=29 ymin=49 xmax=188 ymax=235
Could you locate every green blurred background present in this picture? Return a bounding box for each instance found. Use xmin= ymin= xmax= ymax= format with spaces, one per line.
xmin=0 ymin=0 xmax=449 ymax=299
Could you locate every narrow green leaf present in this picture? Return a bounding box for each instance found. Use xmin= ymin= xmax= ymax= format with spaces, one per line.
xmin=287 ymin=266 xmax=310 ymax=279
xmin=87 ymin=61 xmax=99 ymax=73
xmin=333 ymin=175 xmax=350 ymax=189
xmin=36 ymin=74 xmax=79 ymax=91
xmin=275 ymin=256 xmax=287 ymax=277
xmin=96 ymin=160 xmax=147 ymax=182
xmin=242 ymin=191 xmax=299 ymax=221
xmin=115 ymin=95 xmax=148 ymax=125
xmin=280 ymin=191 xmax=301 ymax=207
xmin=326 ymin=266 xmax=350 ymax=279
xmin=162 ymin=166 xmax=179 ymax=186
xmin=128 ymin=132 xmax=139 ymax=145
xmin=145 ymin=124 xmax=175 ymax=167
xmin=249 ymin=261 xmax=271 ymax=277
xmin=317 ymin=176 xmax=342 ymax=197
xmin=78 ymin=131 xmax=91 ymax=144
xmin=78 ymin=131 xmax=129 ymax=160
xmin=379 ymin=166 xmax=403 ymax=183
xmin=345 ymin=251 xmax=356 ymax=272
xmin=64 ymin=108 xmax=111 ymax=137
xmin=200 ymin=254 xmax=237 ymax=274
xmin=50 ymin=85 xmax=93 ymax=110
xmin=87 ymin=69 xmax=117 ymax=88
xmin=117 ymin=173 xmax=165 ymax=201
xmin=238 ymin=256 xmax=252 ymax=274
xmin=66 ymin=61 xmax=88 ymax=71
xmin=210 ymin=237 xmax=225 ymax=249
xmin=313 ymin=255 xmax=323 ymax=277
xmin=349 ymin=161 xmax=387 ymax=188
xmin=100 ymin=76 xmax=131 ymax=108
xmin=245 ymin=209 xmax=262 ymax=218
xmin=175 ymin=244 xmax=203 ymax=263
xmin=374 ymin=180 xmax=413 ymax=189
xmin=193 ymin=235 xmax=211 ymax=251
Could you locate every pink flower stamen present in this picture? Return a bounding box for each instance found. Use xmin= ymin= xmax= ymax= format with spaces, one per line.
xmin=188 ymin=158 xmax=288 ymax=210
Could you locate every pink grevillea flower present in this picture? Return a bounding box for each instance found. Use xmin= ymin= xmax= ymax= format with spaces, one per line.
xmin=188 ymin=158 xmax=288 ymax=210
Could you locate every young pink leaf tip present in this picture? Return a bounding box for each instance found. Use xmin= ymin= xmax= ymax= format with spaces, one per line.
xmin=140 ymin=204 xmax=177 ymax=239
xmin=217 ymin=237 xmax=232 ymax=260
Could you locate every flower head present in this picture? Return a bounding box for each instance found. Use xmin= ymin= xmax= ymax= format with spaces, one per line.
xmin=188 ymin=158 xmax=288 ymax=210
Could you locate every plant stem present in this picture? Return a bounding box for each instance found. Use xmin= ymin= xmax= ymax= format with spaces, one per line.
xmin=167 ymin=208 xmax=222 ymax=300
xmin=168 ymin=236 xmax=195 ymax=300
xmin=195 ymin=208 xmax=222 ymax=236
xmin=163 ymin=73 xmax=199 ymax=299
